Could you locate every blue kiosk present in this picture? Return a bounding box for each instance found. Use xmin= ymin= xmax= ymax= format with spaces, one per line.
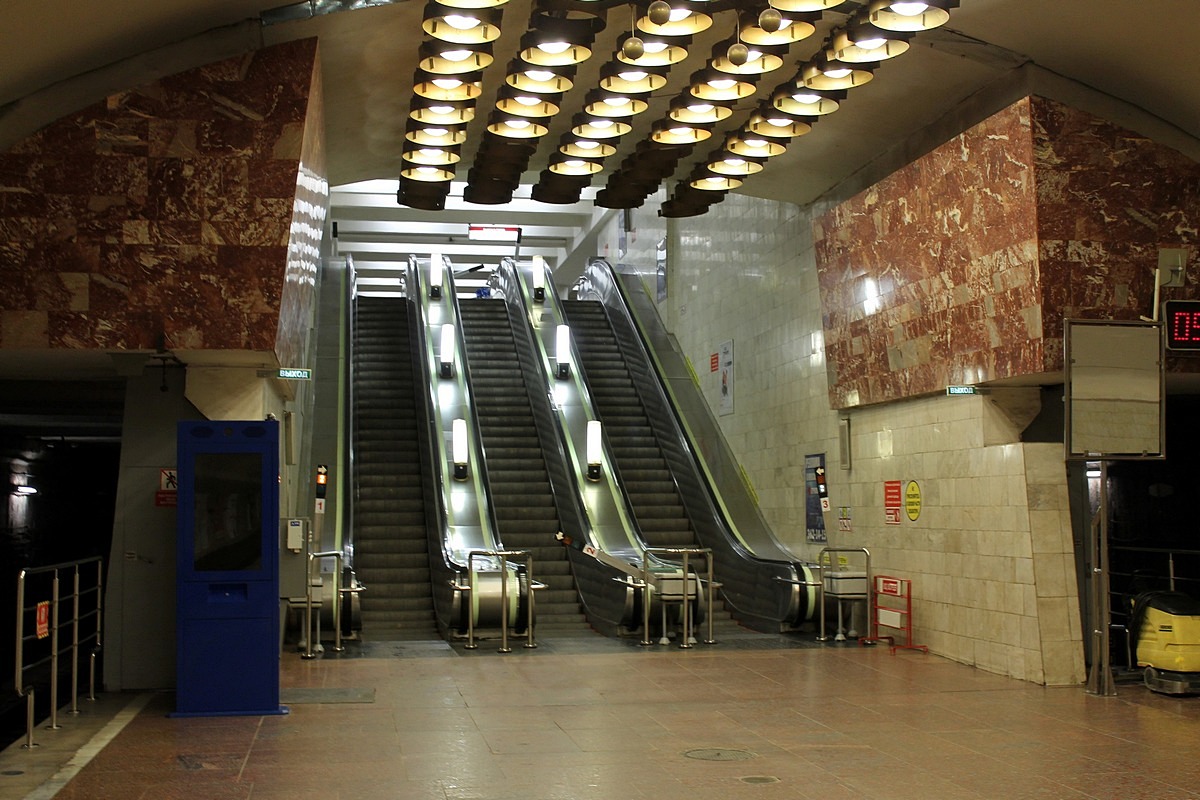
xmin=174 ymin=420 xmax=287 ymax=717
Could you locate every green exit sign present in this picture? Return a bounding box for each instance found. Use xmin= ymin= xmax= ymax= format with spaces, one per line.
xmin=945 ymin=385 xmax=978 ymax=396
xmin=259 ymin=368 xmax=312 ymax=380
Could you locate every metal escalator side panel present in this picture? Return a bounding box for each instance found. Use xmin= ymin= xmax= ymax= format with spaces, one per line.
xmin=490 ymin=258 xmax=644 ymax=632
xmin=575 ymin=259 xmax=810 ymax=629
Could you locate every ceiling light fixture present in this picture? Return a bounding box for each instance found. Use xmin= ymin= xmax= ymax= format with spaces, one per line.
xmin=402 ymin=145 xmax=462 ymax=166
xmin=688 ymin=68 xmax=756 ymax=101
xmin=800 ymin=54 xmax=875 ymax=90
xmin=505 ymin=62 xmax=575 ymax=93
xmin=650 ymin=120 xmax=712 ymax=145
xmin=495 ymin=86 xmax=560 ymax=117
xmin=724 ymin=134 xmax=787 ymax=158
xmin=598 ymin=62 xmax=669 ymax=94
xmin=742 ymin=8 xmax=817 ymax=45
xmin=418 ymin=39 xmax=494 ymax=73
xmin=771 ymin=85 xmax=843 ymax=116
xmin=570 ymin=113 xmax=633 ymax=139
xmin=405 ymin=123 xmax=469 ymax=146
xmin=559 ymin=135 xmax=617 ymax=158
xmin=486 ymin=110 xmax=550 ymax=138
xmin=421 ymin=2 xmax=503 ymax=44
xmin=745 ymin=111 xmax=813 ymax=138
xmin=584 ymin=89 xmax=649 ymax=118
xmin=410 ymin=97 xmax=476 ymax=125
xmin=616 ymin=32 xmax=689 ymax=66
xmin=667 ymin=96 xmax=733 ymax=125
xmin=867 ymin=0 xmax=957 ymax=31
xmin=637 ymin=2 xmax=712 ymax=37
xmin=519 ymin=17 xmax=598 ymax=66
xmin=830 ymin=20 xmax=911 ymax=63
xmin=413 ymin=70 xmax=484 ymax=101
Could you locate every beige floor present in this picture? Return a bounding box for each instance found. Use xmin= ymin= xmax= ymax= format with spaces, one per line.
xmin=5 ymin=628 xmax=1200 ymax=800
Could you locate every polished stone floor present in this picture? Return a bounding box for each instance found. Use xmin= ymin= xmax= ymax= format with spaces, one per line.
xmin=4 ymin=627 xmax=1200 ymax=799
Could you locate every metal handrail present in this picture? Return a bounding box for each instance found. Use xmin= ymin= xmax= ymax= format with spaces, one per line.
xmin=14 ymin=556 xmax=104 ymax=749
xmin=816 ymin=547 xmax=871 ymax=642
xmin=302 ymin=550 xmax=344 ymax=658
xmin=639 ymin=546 xmax=715 ymax=648
xmin=463 ymin=550 xmax=538 ymax=653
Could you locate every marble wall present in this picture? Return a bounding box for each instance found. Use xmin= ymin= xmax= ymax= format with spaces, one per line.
xmin=0 ymin=39 xmax=324 ymax=367
xmin=815 ymin=95 xmax=1200 ymax=409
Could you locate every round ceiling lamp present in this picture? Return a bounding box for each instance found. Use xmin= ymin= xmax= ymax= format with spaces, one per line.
xmin=400 ymin=164 xmax=457 ymax=182
xmin=667 ymin=97 xmax=732 ymax=125
xmin=616 ymin=33 xmax=689 ymax=66
xmin=867 ymin=0 xmax=956 ymax=31
xmin=745 ymin=111 xmax=813 ymax=138
xmin=418 ymin=40 xmax=494 ymax=74
xmin=725 ymin=134 xmax=787 ymax=158
xmin=570 ymin=114 xmax=633 ymax=139
xmin=687 ymin=68 xmax=756 ymax=101
xmin=771 ymin=86 xmax=842 ymax=116
xmin=741 ymin=9 xmax=816 ymax=45
xmin=402 ymin=145 xmax=462 ymax=166
xmin=421 ymin=3 xmax=503 ymax=44
xmin=405 ymin=123 xmax=469 ymax=147
xmin=559 ymin=136 xmax=617 ymax=158
xmin=637 ymin=3 xmax=712 ymax=37
xmin=413 ymin=71 xmax=484 ymax=101
xmin=486 ymin=111 xmax=549 ymax=139
xmin=800 ymin=54 xmax=875 ymax=90
xmin=650 ymin=121 xmax=712 ymax=145
xmin=505 ymin=63 xmax=575 ymax=94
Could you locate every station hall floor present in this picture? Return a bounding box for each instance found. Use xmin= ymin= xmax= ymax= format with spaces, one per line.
xmin=4 ymin=627 xmax=1200 ymax=800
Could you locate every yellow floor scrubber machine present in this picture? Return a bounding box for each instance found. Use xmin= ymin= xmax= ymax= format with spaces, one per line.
xmin=1131 ymin=590 xmax=1200 ymax=694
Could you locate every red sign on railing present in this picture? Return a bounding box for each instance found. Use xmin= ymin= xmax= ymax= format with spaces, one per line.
xmin=36 ymin=601 xmax=50 ymax=639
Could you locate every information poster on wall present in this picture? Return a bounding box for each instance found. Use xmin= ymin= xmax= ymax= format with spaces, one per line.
xmin=884 ymin=480 xmax=902 ymax=525
xmin=718 ymin=339 xmax=734 ymax=416
xmin=805 ymin=453 xmax=827 ymax=543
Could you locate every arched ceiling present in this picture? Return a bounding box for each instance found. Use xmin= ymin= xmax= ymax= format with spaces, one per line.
xmin=4 ymin=1 xmax=1200 ymax=273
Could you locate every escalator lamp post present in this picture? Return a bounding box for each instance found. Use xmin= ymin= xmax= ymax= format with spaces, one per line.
xmin=556 ymin=324 xmax=571 ymax=379
xmin=429 ymin=251 xmax=444 ymax=299
xmin=532 ymin=255 xmax=546 ymax=302
xmin=315 ymin=465 xmax=328 ymax=500
xmin=439 ymin=324 xmax=455 ymax=378
xmin=586 ymin=420 xmax=602 ymax=481
xmin=452 ymin=418 xmax=469 ymax=481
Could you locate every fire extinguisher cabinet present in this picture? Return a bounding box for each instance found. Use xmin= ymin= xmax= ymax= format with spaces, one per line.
xmin=173 ymin=420 xmax=288 ymax=717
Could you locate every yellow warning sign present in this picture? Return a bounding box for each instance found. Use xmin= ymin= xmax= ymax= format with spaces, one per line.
xmin=904 ymin=480 xmax=921 ymax=521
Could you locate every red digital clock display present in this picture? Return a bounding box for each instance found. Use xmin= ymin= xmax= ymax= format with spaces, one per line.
xmin=1165 ymin=300 xmax=1200 ymax=351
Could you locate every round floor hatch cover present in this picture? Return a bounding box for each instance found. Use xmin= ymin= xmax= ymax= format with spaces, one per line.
xmin=683 ymin=748 xmax=757 ymax=761
xmin=741 ymin=776 xmax=780 ymax=784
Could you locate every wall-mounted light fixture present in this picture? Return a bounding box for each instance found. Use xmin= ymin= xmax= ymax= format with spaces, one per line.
xmin=586 ymin=420 xmax=602 ymax=481
xmin=14 ymin=485 xmax=36 ymax=495
xmin=532 ymin=255 xmax=547 ymax=302
xmin=439 ymin=324 xmax=455 ymax=378
xmin=452 ymin=418 xmax=468 ymax=480
xmin=555 ymin=324 xmax=572 ymax=379
xmin=430 ymin=252 xmax=444 ymax=299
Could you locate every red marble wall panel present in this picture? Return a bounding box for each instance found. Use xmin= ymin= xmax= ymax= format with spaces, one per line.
xmin=1032 ymin=97 xmax=1200 ymax=372
xmin=0 ymin=39 xmax=324 ymax=366
xmin=815 ymin=98 xmax=1040 ymax=408
xmin=816 ymin=95 xmax=1200 ymax=409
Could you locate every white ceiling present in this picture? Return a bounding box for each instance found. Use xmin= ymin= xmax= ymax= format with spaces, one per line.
xmin=4 ymin=1 xmax=1200 ymax=274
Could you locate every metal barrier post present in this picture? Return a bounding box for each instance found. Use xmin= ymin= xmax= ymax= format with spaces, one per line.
xmin=464 ymin=556 xmax=478 ymax=650
xmin=679 ymin=551 xmax=693 ymax=649
xmin=524 ymin=556 xmax=538 ymax=650
xmin=70 ymin=566 xmax=80 ymax=715
xmin=640 ymin=556 xmax=652 ymax=646
xmin=47 ymin=572 xmax=61 ymax=730
xmin=498 ymin=552 xmax=511 ymax=653
xmin=90 ymin=560 xmax=102 ymax=701
xmin=704 ymin=554 xmax=716 ymax=645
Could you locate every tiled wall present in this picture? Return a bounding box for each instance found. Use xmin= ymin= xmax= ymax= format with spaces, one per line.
xmin=0 ymin=39 xmax=324 ymax=367
xmin=586 ymin=92 xmax=1200 ymax=684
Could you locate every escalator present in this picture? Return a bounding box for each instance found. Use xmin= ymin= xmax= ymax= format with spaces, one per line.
xmin=351 ymin=296 xmax=437 ymax=638
xmin=565 ymin=261 xmax=816 ymax=633
xmin=564 ymin=301 xmax=694 ymax=551
xmin=458 ymin=299 xmax=586 ymax=633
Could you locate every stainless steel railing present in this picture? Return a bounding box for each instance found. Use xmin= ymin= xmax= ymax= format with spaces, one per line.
xmin=302 ymin=550 xmax=345 ymax=658
xmin=13 ymin=556 xmax=104 ymax=749
xmin=816 ymin=547 xmax=871 ymax=642
xmin=457 ymin=550 xmax=541 ymax=653
xmin=639 ymin=547 xmax=715 ymax=649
